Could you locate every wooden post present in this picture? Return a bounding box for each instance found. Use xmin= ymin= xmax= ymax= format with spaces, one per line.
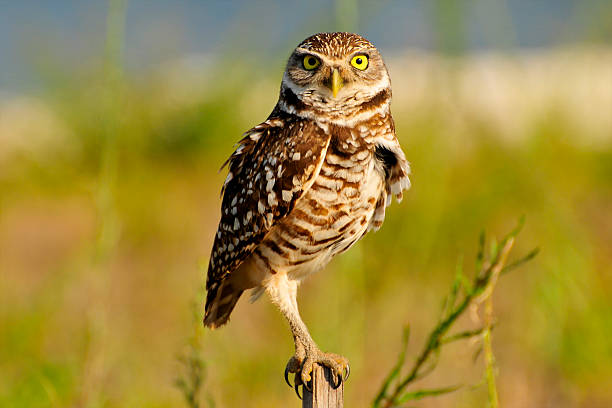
xmin=302 ymin=364 xmax=344 ymax=408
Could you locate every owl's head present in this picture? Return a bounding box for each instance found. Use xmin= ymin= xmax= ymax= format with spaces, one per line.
xmin=280 ymin=32 xmax=391 ymax=116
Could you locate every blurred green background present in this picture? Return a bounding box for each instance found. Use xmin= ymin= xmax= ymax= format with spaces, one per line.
xmin=1 ymin=1 xmax=611 ymax=407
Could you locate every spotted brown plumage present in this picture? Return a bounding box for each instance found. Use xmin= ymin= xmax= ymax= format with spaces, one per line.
xmin=204 ymin=113 xmax=331 ymax=325
xmin=204 ymin=32 xmax=410 ymax=393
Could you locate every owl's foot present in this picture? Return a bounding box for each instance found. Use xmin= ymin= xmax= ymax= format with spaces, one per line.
xmin=284 ymin=348 xmax=350 ymax=398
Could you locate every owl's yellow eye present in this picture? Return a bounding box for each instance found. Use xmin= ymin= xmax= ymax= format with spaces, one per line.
xmin=350 ymin=54 xmax=369 ymax=70
xmin=302 ymin=55 xmax=320 ymax=70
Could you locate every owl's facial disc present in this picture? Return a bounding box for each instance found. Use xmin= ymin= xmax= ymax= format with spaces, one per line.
xmin=283 ymin=47 xmax=390 ymax=110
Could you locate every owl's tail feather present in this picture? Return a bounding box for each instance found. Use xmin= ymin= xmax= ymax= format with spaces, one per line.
xmin=204 ymin=281 xmax=243 ymax=329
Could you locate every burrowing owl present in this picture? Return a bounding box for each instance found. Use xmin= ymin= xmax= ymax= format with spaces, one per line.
xmin=204 ymin=32 xmax=410 ymax=393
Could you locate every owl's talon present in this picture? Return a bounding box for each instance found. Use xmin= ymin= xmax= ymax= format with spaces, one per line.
xmin=304 ymin=377 xmax=313 ymax=392
xmin=300 ymin=364 xmax=313 ymax=386
xmin=284 ymin=366 xmax=292 ymax=388
xmin=294 ymin=381 xmax=302 ymax=400
xmin=331 ymin=373 xmax=342 ymax=389
xmin=284 ymin=355 xmax=303 ymax=389
xmin=284 ymin=349 xmax=349 ymax=398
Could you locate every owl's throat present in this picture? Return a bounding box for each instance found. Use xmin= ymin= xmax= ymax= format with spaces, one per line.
xmin=278 ymin=83 xmax=391 ymax=127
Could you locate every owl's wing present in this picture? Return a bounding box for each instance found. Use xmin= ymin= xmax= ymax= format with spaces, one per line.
xmin=369 ymin=121 xmax=411 ymax=232
xmin=206 ymin=115 xmax=331 ymax=297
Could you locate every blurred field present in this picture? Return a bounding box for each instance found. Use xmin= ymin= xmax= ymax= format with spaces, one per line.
xmin=1 ymin=19 xmax=612 ymax=408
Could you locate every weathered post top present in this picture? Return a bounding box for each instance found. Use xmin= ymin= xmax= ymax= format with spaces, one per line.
xmin=302 ymin=364 xmax=344 ymax=408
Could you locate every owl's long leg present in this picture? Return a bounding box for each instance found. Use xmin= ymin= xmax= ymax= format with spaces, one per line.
xmin=264 ymin=273 xmax=349 ymax=395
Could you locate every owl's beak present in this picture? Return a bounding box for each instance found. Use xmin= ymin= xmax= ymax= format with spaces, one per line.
xmin=329 ymin=68 xmax=343 ymax=98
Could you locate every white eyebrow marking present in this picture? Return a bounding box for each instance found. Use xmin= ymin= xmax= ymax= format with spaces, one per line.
xmin=294 ymin=48 xmax=339 ymax=65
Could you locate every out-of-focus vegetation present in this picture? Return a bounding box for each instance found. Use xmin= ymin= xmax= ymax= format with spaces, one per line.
xmin=2 ymin=2 xmax=612 ymax=408
xmin=374 ymin=221 xmax=537 ymax=408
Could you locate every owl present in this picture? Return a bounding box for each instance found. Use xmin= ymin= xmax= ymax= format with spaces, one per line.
xmin=204 ymin=32 xmax=410 ymax=394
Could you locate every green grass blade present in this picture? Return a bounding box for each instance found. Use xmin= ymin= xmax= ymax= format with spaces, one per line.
xmin=501 ymin=247 xmax=540 ymax=275
xmin=396 ymin=385 xmax=462 ymax=403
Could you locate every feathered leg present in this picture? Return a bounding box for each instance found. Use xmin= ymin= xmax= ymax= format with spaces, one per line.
xmin=264 ymin=273 xmax=349 ymax=395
